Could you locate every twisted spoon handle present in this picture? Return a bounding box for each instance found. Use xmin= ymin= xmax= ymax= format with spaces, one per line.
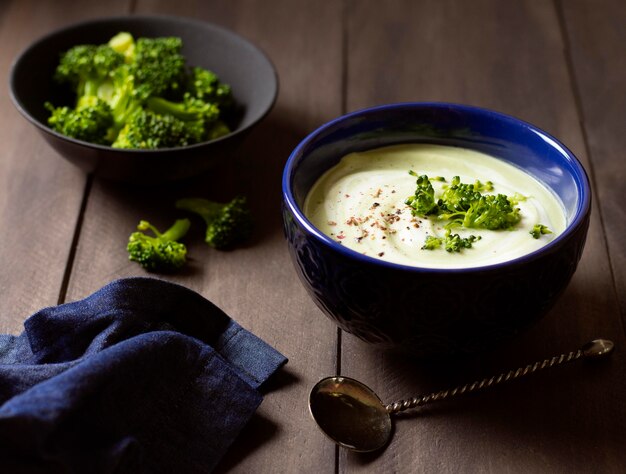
xmin=385 ymin=339 xmax=614 ymax=415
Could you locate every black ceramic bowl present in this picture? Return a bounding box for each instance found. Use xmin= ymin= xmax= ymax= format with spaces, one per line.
xmin=9 ymin=15 xmax=277 ymax=183
xmin=282 ymin=103 xmax=591 ymax=358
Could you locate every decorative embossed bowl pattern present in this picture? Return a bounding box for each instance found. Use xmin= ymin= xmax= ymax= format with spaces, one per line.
xmin=282 ymin=103 xmax=591 ymax=358
xmin=10 ymin=15 xmax=278 ymax=184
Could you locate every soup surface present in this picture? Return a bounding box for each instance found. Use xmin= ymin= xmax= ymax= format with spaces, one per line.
xmin=304 ymin=144 xmax=566 ymax=269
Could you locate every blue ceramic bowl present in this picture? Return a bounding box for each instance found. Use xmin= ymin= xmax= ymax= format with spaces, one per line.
xmin=282 ymin=103 xmax=591 ymax=358
xmin=9 ymin=15 xmax=278 ymax=183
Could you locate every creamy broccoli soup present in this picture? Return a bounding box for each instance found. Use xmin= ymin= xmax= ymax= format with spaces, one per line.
xmin=304 ymin=144 xmax=566 ymax=269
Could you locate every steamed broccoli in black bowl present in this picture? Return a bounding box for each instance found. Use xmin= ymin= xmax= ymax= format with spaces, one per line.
xmin=45 ymin=32 xmax=233 ymax=149
xmin=9 ymin=16 xmax=278 ymax=183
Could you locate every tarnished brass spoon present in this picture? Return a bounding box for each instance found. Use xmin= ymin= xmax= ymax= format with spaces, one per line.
xmin=309 ymin=339 xmax=614 ymax=453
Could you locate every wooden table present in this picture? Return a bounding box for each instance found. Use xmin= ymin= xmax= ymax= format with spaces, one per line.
xmin=1 ymin=0 xmax=624 ymax=472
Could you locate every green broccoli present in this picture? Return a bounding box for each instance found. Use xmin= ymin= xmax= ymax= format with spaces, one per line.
xmin=443 ymin=231 xmax=480 ymax=252
xmin=45 ymin=96 xmax=114 ymax=145
xmin=436 ymin=176 xmax=520 ymax=230
xmin=145 ymin=94 xmax=229 ymax=141
xmin=405 ymin=171 xmax=438 ymax=216
xmin=127 ymin=218 xmax=190 ymax=272
xmin=128 ymin=36 xmax=186 ymax=101
xmin=530 ymin=224 xmax=552 ymax=239
xmin=54 ymin=43 xmax=124 ymax=98
xmin=407 ymin=175 xmax=521 ymax=231
xmin=176 ymin=196 xmax=252 ymax=249
xmin=112 ymin=109 xmax=201 ymax=149
xmin=47 ymin=43 xmax=123 ymax=143
xmin=46 ymin=32 xmax=234 ymax=149
xmin=188 ymin=67 xmax=233 ymax=108
xmin=406 ymin=174 xmax=521 ymax=253
xmin=421 ymin=235 xmax=443 ymax=250
xmin=421 ymin=229 xmax=480 ymax=253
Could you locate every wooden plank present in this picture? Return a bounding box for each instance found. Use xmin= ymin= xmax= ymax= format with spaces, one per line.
xmin=340 ymin=0 xmax=625 ymax=472
xmin=0 ymin=0 xmax=129 ymax=332
xmin=560 ymin=0 xmax=626 ymax=324
xmin=63 ymin=0 xmax=343 ymax=472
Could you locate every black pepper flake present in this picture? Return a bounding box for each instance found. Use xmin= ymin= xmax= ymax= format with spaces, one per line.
xmin=378 ymin=252 xmax=385 ymax=257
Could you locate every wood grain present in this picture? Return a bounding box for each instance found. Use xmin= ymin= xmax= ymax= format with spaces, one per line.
xmin=63 ymin=1 xmax=343 ymax=472
xmin=0 ymin=0 xmax=129 ymax=332
xmin=560 ymin=0 xmax=626 ymax=324
xmin=340 ymin=0 xmax=626 ymax=472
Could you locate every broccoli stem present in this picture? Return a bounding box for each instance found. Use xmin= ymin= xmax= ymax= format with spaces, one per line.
xmin=160 ymin=218 xmax=191 ymax=241
xmin=138 ymin=218 xmax=190 ymax=240
xmin=146 ymin=97 xmax=200 ymax=122
xmin=175 ymin=198 xmax=222 ymax=224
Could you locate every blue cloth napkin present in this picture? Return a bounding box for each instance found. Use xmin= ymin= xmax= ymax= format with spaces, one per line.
xmin=0 ymin=277 xmax=287 ymax=473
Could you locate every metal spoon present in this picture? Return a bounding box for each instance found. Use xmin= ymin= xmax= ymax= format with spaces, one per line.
xmin=309 ymin=339 xmax=614 ymax=453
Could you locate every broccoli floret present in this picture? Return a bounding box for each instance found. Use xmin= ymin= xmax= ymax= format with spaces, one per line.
xmin=127 ymin=219 xmax=190 ymax=271
xmin=421 ymin=235 xmax=443 ymax=250
xmin=421 ymin=229 xmax=480 ymax=253
xmin=405 ymin=171 xmax=438 ymax=216
xmin=54 ymin=44 xmax=124 ymax=98
xmin=443 ymin=231 xmax=480 ymax=252
xmin=408 ymin=175 xmax=521 ymax=231
xmin=530 ymin=224 xmax=552 ymax=239
xmin=145 ymin=94 xmax=228 ymax=142
xmin=407 ymin=174 xmax=519 ymax=254
xmin=46 ymin=96 xmax=114 ymax=145
xmin=188 ymin=67 xmax=233 ymax=108
xmin=112 ymin=109 xmax=201 ymax=149
xmin=462 ymin=193 xmax=521 ymax=230
xmin=51 ymin=37 xmax=140 ymax=137
xmin=146 ymin=94 xmax=219 ymax=122
xmin=437 ymin=179 xmax=520 ymax=230
xmin=176 ymin=196 xmax=252 ymax=249
xmin=129 ymin=36 xmax=186 ymax=100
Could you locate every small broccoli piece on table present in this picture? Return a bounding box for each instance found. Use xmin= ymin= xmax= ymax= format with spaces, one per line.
xmin=176 ymin=196 xmax=252 ymax=249
xmin=127 ymin=219 xmax=190 ymax=272
xmin=46 ymin=96 xmax=114 ymax=145
xmin=530 ymin=224 xmax=552 ymax=239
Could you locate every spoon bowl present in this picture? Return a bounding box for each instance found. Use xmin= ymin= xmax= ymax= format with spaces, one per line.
xmin=309 ymin=376 xmax=392 ymax=452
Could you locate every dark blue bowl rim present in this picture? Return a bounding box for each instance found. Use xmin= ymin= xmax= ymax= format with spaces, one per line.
xmin=282 ymin=102 xmax=592 ymax=274
xmin=8 ymin=14 xmax=279 ymax=154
